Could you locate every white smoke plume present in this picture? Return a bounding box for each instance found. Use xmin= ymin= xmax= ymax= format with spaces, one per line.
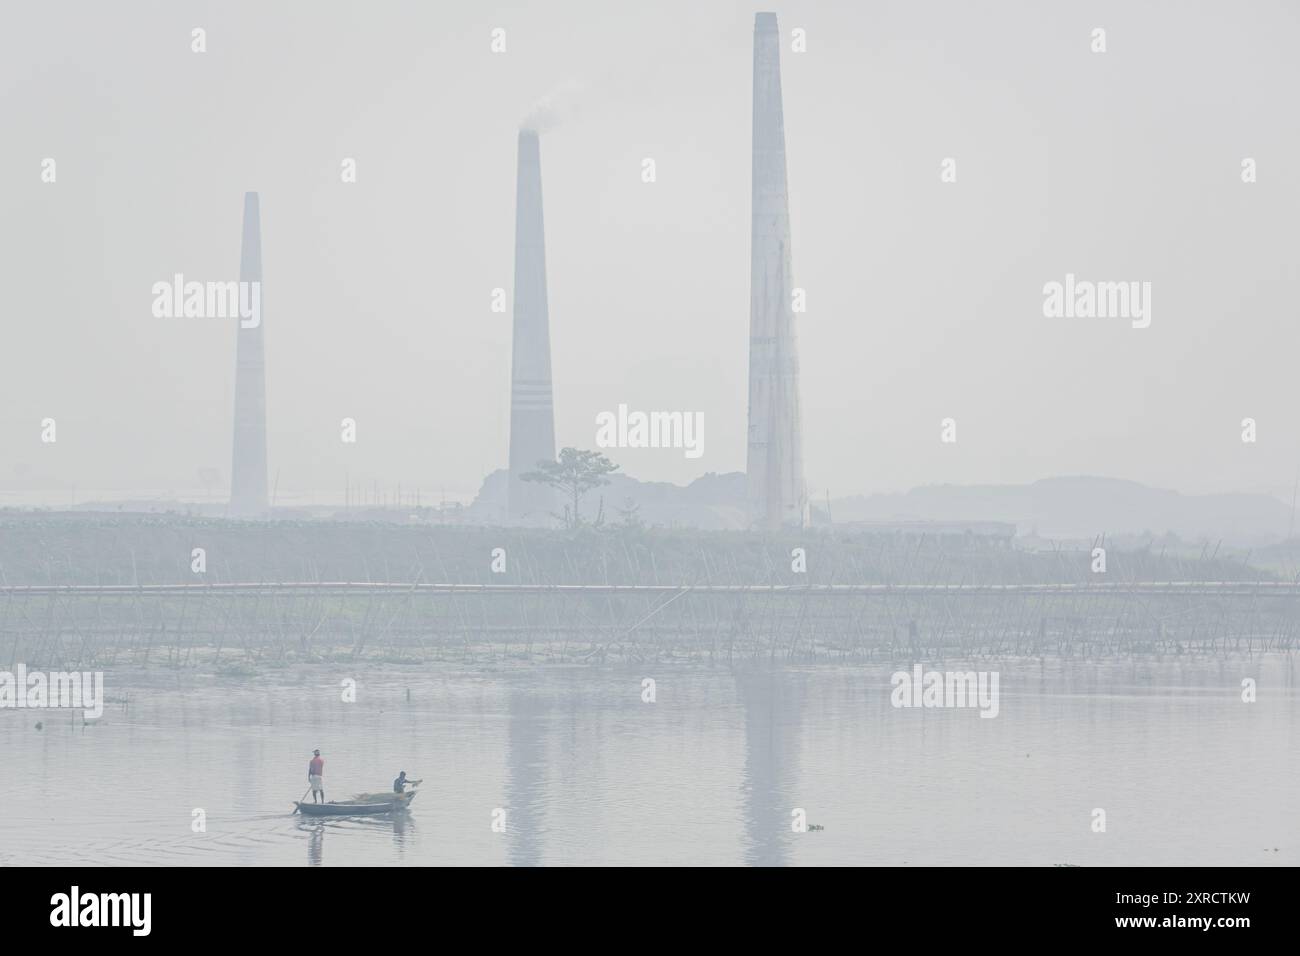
xmin=520 ymin=77 xmax=585 ymax=134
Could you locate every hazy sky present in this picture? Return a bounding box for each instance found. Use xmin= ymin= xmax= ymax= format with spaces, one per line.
xmin=2 ymin=0 xmax=1298 ymax=506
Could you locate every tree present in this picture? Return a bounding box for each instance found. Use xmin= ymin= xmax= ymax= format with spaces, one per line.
xmin=521 ymin=448 xmax=619 ymax=529
xmin=616 ymin=496 xmax=643 ymax=529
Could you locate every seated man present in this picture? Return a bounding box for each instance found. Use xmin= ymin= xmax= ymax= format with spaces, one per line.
xmin=393 ymin=770 xmax=412 ymax=794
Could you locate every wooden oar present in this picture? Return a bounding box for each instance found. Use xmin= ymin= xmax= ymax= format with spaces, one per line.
xmin=292 ymin=785 xmax=311 ymax=813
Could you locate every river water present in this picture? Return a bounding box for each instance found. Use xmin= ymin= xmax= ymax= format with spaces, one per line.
xmin=2 ymin=655 xmax=1295 ymax=866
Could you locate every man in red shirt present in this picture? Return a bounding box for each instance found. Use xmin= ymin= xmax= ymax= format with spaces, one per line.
xmin=308 ymin=749 xmax=325 ymax=803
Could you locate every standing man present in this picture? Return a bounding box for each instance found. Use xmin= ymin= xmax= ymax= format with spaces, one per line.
xmin=308 ymin=749 xmax=325 ymax=803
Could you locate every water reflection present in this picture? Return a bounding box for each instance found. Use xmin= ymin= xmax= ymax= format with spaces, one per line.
xmin=736 ymin=669 xmax=805 ymax=866
xmin=390 ymin=810 xmax=413 ymax=858
xmin=297 ymin=813 xmax=416 ymax=866
xmin=505 ymin=681 xmax=547 ymax=866
xmin=305 ymin=820 xmax=323 ymax=866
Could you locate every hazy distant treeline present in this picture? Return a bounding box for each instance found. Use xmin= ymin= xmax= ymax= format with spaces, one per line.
xmin=0 ymin=515 xmax=1271 ymax=587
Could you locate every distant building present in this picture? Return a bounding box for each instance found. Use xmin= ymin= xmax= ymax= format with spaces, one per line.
xmin=229 ymin=192 xmax=269 ymax=517
xmin=746 ymin=13 xmax=807 ymax=530
xmin=507 ymin=130 xmax=558 ymax=524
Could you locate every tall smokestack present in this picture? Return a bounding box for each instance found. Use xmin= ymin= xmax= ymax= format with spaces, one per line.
xmin=747 ymin=13 xmax=807 ymax=529
xmin=229 ymin=191 xmax=268 ymax=517
xmin=508 ymin=129 xmax=557 ymax=522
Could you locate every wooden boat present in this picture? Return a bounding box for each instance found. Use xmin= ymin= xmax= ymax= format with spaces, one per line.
xmin=294 ymin=790 xmax=417 ymax=817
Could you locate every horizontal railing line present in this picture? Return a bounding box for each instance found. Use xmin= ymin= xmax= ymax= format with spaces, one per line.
xmin=0 ymin=581 xmax=1294 ymax=596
